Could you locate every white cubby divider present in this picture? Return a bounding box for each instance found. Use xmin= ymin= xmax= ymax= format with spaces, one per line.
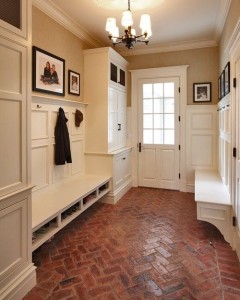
xmin=32 ymin=174 xmax=110 ymax=251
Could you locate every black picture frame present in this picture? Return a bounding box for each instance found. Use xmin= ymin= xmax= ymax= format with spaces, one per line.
xmin=193 ymin=82 xmax=212 ymax=102
xmin=220 ymin=70 xmax=225 ymax=99
xmin=32 ymin=46 xmax=65 ymax=96
xmin=224 ymin=61 xmax=230 ymax=95
xmin=218 ymin=76 xmax=221 ymax=101
xmin=68 ymin=70 xmax=80 ymax=96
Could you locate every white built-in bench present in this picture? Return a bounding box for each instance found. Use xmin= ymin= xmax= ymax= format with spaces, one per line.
xmin=32 ymin=174 xmax=111 ymax=251
xmin=195 ymin=170 xmax=232 ymax=244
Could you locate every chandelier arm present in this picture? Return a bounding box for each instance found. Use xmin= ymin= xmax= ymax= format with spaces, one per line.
xmin=135 ymin=34 xmax=147 ymax=39
xmin=136 ymin=39 xmax=149 ymax=45
xmin=113 ymin=40 xmax=124 ymax=45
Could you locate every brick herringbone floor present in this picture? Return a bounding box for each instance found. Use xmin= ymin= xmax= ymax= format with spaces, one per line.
xmin=24 ymin=187 xmax=240 ymax=299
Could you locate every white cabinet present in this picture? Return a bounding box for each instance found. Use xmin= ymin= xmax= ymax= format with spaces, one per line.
xmin=85 ymin=148 xmax=132 ymax=204
xmin=84 ymin=47 xmax=132 ymax=204
xmin=83 ymin=47 xmax=128 ymax=153
xmin=109 ymin=87 xmax=126 ymax=152
xmin=113 ymin=149 xmax=131 ymax=194
xmin=0 ymin=1 xmax=36 ymax=299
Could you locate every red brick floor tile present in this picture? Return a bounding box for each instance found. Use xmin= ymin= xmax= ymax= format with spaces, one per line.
xmin=23 ymin=187 xmax=240 ymax=299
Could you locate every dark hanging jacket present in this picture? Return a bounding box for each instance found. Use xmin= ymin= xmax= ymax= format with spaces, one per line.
xmin=54 ymin=107 xmax=72 ymax=165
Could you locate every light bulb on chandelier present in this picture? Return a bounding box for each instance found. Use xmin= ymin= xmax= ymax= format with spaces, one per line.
xmin=105 ymin=0 xmax=152 ymax=49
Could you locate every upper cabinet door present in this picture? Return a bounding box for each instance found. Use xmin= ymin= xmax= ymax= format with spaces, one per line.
xmin=119 ymin=68 xmax=126 ymax=87
xmin=0 ymin=0 xmax=28 ymax=40
xmin=110 ymin=62 xmax=126 ymax=89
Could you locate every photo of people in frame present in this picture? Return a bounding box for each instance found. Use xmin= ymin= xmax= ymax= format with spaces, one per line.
xmin=68 ymin=70 xmax=80 ymax=96
xmin=40 ymin=61 xmax=60 ymax=85
xmin=32 ymin=46 xmax=65 ymax=96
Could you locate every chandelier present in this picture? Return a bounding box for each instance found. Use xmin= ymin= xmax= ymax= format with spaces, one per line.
xmin=105 ymin=0 xmax=152 ymax=49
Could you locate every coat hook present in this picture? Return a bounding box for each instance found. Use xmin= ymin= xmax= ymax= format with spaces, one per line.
xmin=37 ymin=104 xmax=42 ymax=108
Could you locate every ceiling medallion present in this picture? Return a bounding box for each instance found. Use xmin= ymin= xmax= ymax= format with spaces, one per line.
xmin=93 ymin=0 xmax=163 ymax=11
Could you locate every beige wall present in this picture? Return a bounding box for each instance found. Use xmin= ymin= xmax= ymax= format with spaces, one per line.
xmin=32 ymin=6 xmax=87 ymax=102
xmin=125 ymin=47 xmax=219 ymax=106
xmin=219 ymin=0 xmax=240 ymax=69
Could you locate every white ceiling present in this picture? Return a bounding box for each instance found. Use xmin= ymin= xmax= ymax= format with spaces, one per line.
xmin=33 ymin=0 xmax=231 ymax=56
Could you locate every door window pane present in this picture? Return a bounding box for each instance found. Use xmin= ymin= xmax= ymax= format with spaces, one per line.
xmin=154 ymin=114 xmax=163 ymax=128
xmin=143 ymin=130 xmax=153 ymax=144
xmin=144 ymin=115 xmax=153 ymax=129
xmin=143 ymin=82 xmax=175 ymax=145
xmin=164 ymin=82 xmax=174 ymax=97
xmin=164 ymin=98 xmax=174 ymax=113
xmin=164 ymin=114 xmax=174 ymax=129
xmin=154 ymin=98 xmax=163 ymax=113
xmin=154 ymin=83 xmax=163 ymax=97
xmin=143 ymin=84 xmax=152 ymax=98
xmin=154 ymin=130 xmax=163 ymax=144
xmin=143 ymin=99 xmax=153 ymax=113
xmin=164 ymin=130 xmax=174 ymax=144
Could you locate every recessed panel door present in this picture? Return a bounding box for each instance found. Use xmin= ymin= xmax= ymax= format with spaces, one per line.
xmin=138 ymin=77 xmax=180 ymax=190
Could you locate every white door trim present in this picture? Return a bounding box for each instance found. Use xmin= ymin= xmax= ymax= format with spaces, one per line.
xmin=130 ymin=65 xmax=189 ymax=192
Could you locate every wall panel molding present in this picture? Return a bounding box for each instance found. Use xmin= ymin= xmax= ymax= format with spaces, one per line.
xmin=31 ymin=97 xmax=85 ymax=194
xmin=186 ymin=105 xmax=218 ymax=186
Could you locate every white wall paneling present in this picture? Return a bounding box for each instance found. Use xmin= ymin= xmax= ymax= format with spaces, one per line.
xmin=0 ymin=37 xmax=27 ymax=197
xmin=186 ymin=105 xmax=218 ymax=191
xmin=31 ymin=96 xmax=86 ymax=194
xmin=32 ymin=145 xmax=49 ymax=191
xmin=228 ymin=22 xmax=240 ymax=260
xmin=218 ymin=97 xmax=231 ymax=190
xmin=0 ymin=1 xmax=36 ymax=298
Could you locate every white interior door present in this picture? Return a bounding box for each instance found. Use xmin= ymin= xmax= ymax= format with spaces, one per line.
xmin=235 ymin=58 xmax=240 ymax=230
xmin=138 ymin=77 xmax=180 ymax=190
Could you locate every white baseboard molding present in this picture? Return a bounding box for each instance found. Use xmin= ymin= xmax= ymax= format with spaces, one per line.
xmin=186 ymin=182 xmax=194 ymax=193
xmin=0 ymin=264 xmax=36 ymax=300
xmin=101 ymin=180 xmax=132 ymax=205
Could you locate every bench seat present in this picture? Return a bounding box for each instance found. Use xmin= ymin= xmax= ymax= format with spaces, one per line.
xmin=32 ymin=174 xmax=111 ymax=251
xmin=195 ymin=170 xmax=232 ymax=244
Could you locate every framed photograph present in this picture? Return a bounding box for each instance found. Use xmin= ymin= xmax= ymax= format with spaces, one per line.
xmin=224 ymin=61 xmax=230 ymax=95
xmin=218 ymin=76 xmax=221 ymax=101
xmin=220 ymin=70 xmax=225 ymax=99
xmin=193 ymin=82 xmax=212 ymax=102
xmin=32 ymin=46 xmax=65 ymax=96
xmin=68 ymin=70 xmax=80 ymax=96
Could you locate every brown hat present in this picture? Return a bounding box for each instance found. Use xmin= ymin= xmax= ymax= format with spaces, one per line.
xmin=75 ymin=109 xmax=83 ymax=127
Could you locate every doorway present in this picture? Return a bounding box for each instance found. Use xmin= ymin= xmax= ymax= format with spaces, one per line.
xmin=130 ymin=66 xmax=188 ymax=191
xmin=137 ymin=77 xmax=180 ymax=189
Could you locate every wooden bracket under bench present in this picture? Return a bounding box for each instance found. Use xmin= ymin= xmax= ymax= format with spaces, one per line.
xmin=195 ymin=170 xmax=232 ymax=245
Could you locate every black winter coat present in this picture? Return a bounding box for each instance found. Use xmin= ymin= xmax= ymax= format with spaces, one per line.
xmin=54 ymin=107 xmax=72 ymax=165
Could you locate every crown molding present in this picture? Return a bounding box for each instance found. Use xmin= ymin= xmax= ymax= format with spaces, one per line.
xmin=214 ymin=0 xmax=232 ymax=41
xmin=32 ymin=0 xmax=103 ymax=48
xmin=225 ymin=17 xmax=240 ymax=55
xmin=119 ymin=39 xmax=218 ymax=57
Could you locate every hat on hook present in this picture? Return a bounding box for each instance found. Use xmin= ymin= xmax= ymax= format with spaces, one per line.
xmin=75 ymin=109 xmax=83 ymax=127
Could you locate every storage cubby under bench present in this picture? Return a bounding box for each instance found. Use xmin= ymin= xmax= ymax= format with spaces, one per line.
xmin=32 ymin=174 xmax=111 ymax=251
